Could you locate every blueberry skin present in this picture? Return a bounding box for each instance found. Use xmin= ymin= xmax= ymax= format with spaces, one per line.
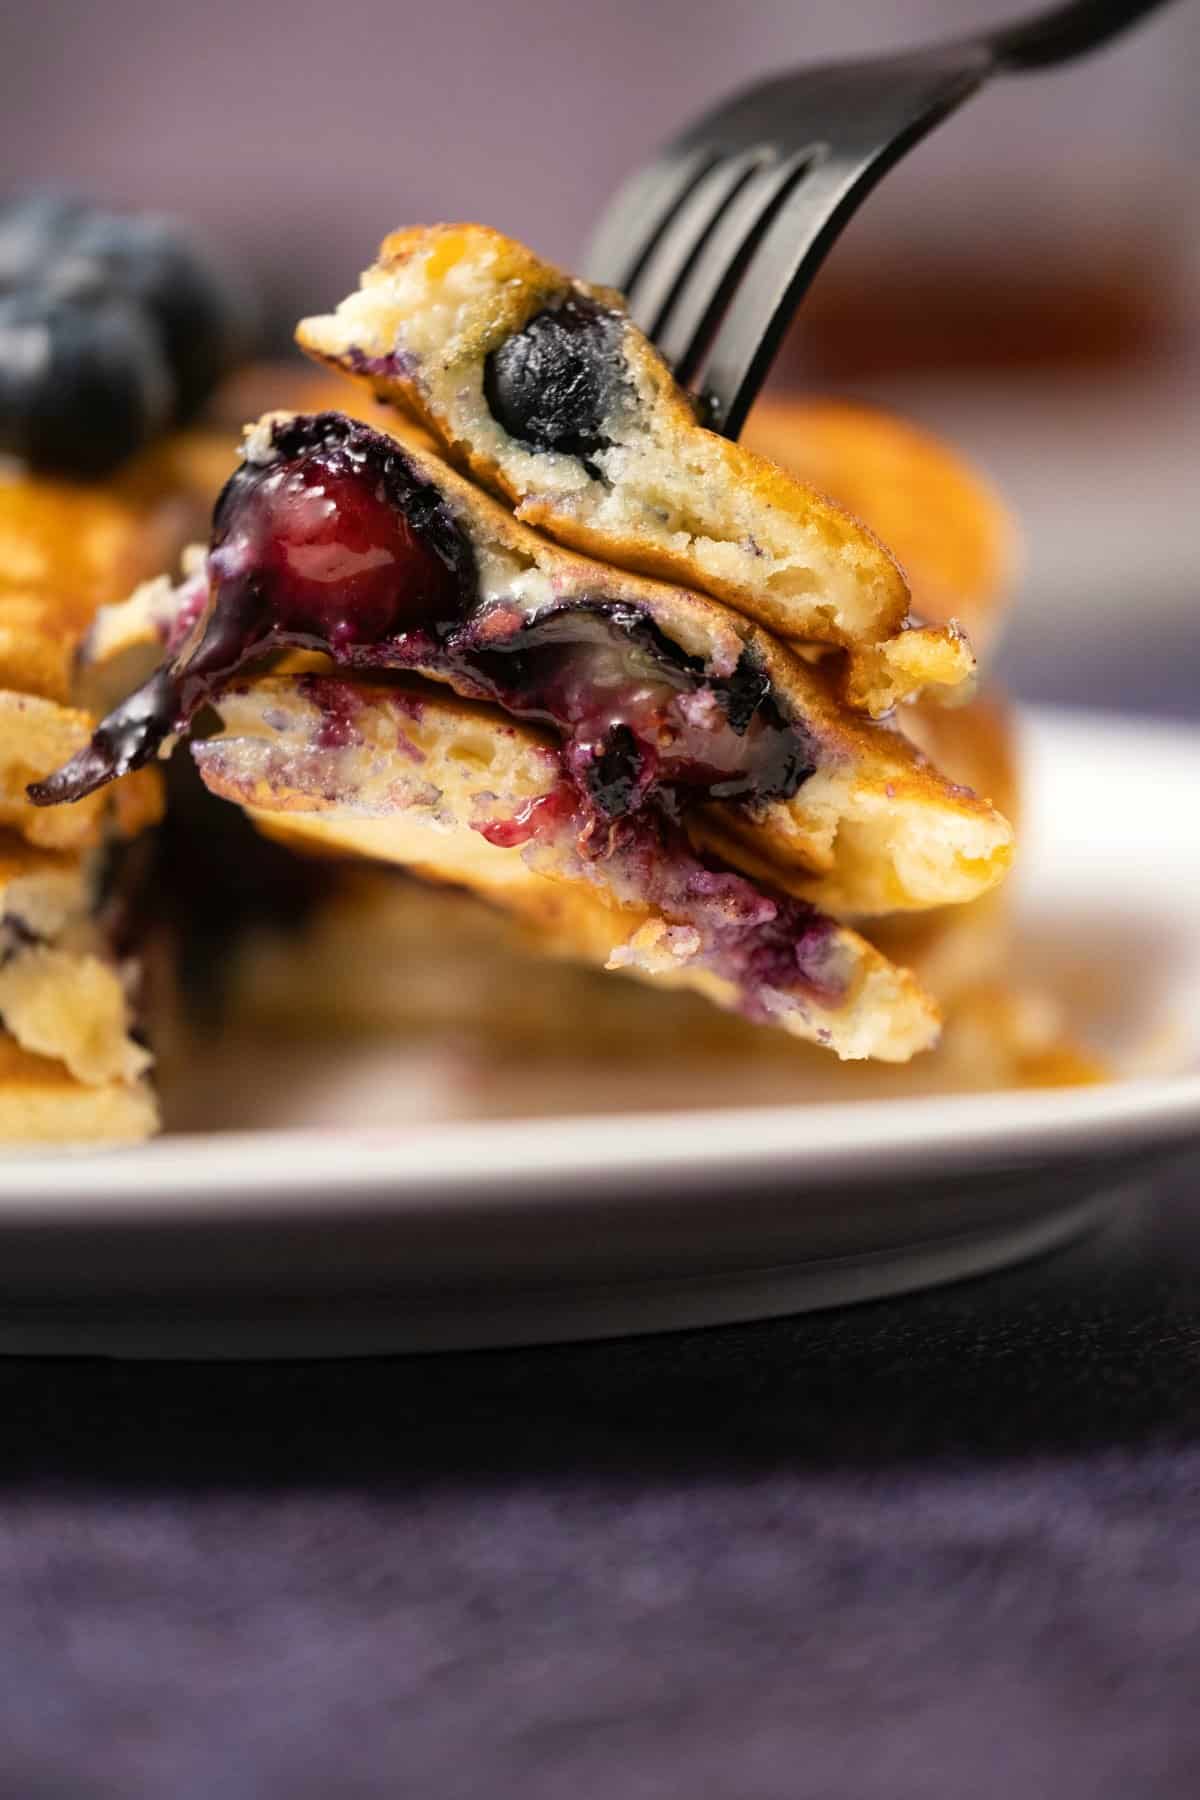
xmin=483 ymin=297 xmax=619 ymax=466
xmin=0 ymin=193 xmax=90 ymax=295
xmin=585 ymin=724 xmax=646 ymax=816
xmin=50 ymin=210 xmax=246 ymax=418
xmin=0 ymin=289 xmax=172 ymax=478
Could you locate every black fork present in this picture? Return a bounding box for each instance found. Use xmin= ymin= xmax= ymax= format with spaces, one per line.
xmin=585 ymin=0 xmax=1176 ymax=439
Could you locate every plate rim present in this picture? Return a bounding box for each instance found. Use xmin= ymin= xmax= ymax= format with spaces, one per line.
xmin=0 ymin=1073 xmax=1196 ymax=1219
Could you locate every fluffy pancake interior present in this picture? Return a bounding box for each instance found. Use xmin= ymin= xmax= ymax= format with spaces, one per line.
xmin=0 ymin=830 xmax=151 ymax=1093
xmin=193 ymin=672 xmax=940 ymax=1063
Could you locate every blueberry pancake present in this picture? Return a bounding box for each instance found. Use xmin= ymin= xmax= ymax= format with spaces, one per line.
xmin=192 ymin=672 xmax=939 ymax=1061
xmin=0 ymin=446 xmax=219 ymax=1140
xmin=0 ymin=194 xmax=244 ymax=1140
xmin=292 ymin=369 xmax=1016 ymax=707
xmin=38 ymin=411 xmax=1012 ymax=926
xmin=296 ymin=224 xmax=976 ymax=714
xmin=216 ymin=691 xmax=1023 ymax=1054
xmin=199 ymin=679 xmax=1093 ymax=1085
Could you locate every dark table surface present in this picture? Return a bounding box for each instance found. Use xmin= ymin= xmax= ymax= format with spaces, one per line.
xmin=3 ymin=1147 xmax=1198 ymax=1798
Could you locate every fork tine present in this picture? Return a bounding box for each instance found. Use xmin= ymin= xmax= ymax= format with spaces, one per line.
xmin=591 ymin=1 xmax=1169 ymax=437
xmin=621 ymin=148 xmax=771 ymax=340
xmin=654 ymin=149 xmax=818 ymax=385
xmin=693 ymin=52 xmax=986 ymax=437
xmin=583 ymin=146 xmax=721 ymax=292
xmin=691 ymin=160 xmax=860 ymax=439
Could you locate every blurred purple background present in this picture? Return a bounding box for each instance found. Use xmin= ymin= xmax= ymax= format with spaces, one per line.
xmin=3 ymin=0 xmax=1196 ymax=317
xmin=4 ymin=0 xmax=1198 ymax=712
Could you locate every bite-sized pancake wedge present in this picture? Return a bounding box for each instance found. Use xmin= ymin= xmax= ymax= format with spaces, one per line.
xmin=33 ymin=411 xmax=1012 ymax=921
xmin=297 ymin=224 xmax=975 ymax=711
xmin=192 ymin=672 xmax=940 ymax=1062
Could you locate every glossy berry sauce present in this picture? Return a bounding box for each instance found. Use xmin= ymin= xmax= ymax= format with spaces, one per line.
xmin=214 ymin=459 xmax=454 ymax=650
xmin=29 ymin=414 xmax=474 ymax=804
xmin=460 ymin=606 xmax=812 ymax=821
xmin=474 ymin=786 xmax=578 ymax=850
xmin=29 ymin=412 xmax=815 ymax=835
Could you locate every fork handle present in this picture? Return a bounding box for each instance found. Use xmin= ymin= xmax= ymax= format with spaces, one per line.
xmin=985 ymin=0 xmax=1175 ymax=70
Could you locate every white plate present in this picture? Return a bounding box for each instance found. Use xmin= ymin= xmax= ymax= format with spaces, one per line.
xmin=0 ymin=707 xmax=1197 ymax=1357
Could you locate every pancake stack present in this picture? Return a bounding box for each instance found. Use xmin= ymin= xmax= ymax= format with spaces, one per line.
xmin=0 ymin=432 xmax=232 ymax=1138
xmin=0 ymin=194 xmax=254 ymax=1141
xmin=30 ymin=225 xmax=1060 ymax=1103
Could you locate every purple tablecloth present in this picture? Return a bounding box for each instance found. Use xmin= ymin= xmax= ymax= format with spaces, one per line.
xmin=2 ymin=1152 xmax=1198 ymax=1797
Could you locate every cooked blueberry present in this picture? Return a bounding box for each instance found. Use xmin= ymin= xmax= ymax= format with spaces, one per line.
xmin=585 ymin=725 xmax=646 ymax=816
xmin=0 ymin=192 xmax=89 ymax=294
xmin=0 ymin=289 xmax=172 ymax=477
xmin=719 ymin=652 xmax=773 ymax=735
xmin=210 ymin=414 xmax=472 ymax=649
xmin=483 ymin=297 xmax=619 ymax=466
xmin=50 ymin=210 xmax=246 ymax=417
xmin=31 ymin=412 xmax=479 ymax=803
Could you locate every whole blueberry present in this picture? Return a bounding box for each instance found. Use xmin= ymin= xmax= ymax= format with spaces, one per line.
xmin=0 ymin=289 xmax=173 ymax=477
xmin=484 ymin=297 xmax=618 ymax=465
xmin=0 ymin=192 xmax=90 ymax=295
xmin=48 ymin=209 xmax=247 ymax=418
